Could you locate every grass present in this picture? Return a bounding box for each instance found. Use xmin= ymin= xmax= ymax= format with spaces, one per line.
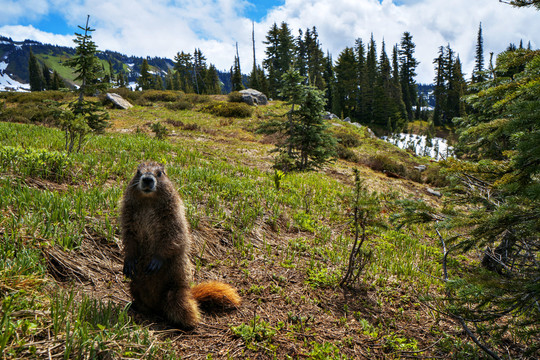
xmin=0 ymin=91 xmax=532 ymax=359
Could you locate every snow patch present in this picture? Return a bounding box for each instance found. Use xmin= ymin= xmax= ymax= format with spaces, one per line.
xmin=0 ymin=61 xmax=30 ymax=91
xmin=382 ymin=133 xmax=453 ymax=161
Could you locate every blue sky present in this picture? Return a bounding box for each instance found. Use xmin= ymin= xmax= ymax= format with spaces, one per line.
xmin=0 ymin=0 xmax=538 ymax=83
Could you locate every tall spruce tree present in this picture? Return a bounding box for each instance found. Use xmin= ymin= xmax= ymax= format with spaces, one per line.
xmin=173 ymin=51 xmax=193 ymax=92
xmin=28 ymin=49 xmax=43 ymax=92
xmin=472 ymin=23 xmax=486 ymax=83
xmin=365 ymin=34 xmax=378 ymax=123
xmin=138 ymin=59 xmax=153 ymax=90
xmin=65 ymin=15 xmax=107 ymax=101
xmin=334 ymin=47 xmax=358 ymax=119
xmin=42 ymin=63 xmax=52 ymax=90
xmin=64 ymin=15 xmax=109 ymax=136
xmin=445 ymin=47 xmax=540 ymax=358
xmin=276 ymin=68 xmax=336 ymax=171
xmin=231 ymin=43 xmax=244 ymax=92
xmin=263 ymin=22 xmax=295 ymax=99
xmin=398 ymin=32 xmax=418 ymax=121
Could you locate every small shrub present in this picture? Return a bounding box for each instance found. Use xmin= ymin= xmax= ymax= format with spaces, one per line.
xmin=423 ymin=163 xmax=450 ymax=187
xmin=140 ymin=90 xmax=182 ymax=103
xmin=219 ymin=118 xmax=234 ymax=126
xmin=231 ymin=316 xmax=276 ymax=347
xmin=336 ymin=144 xmax=360 ymax=162
xmin=200 ymin=101 xmax=253 ymax=118
xmin=182 ymin=123 xmax=200 ymax=131
xmin=227 ymin=91 xmax=244 ymax=103
xmin=183 ymin=93 xmax=211 ymax=104
xmin=334 ymin=128 xmax=362 ymax=148
xmin=149 ymin=122 xmax=169 ymax=140
xmin=3 ymin=91 xmax=71 ymax=104
xmin=0 ymin=102 xmax=61 ymax=124
xmin=165 ymin=119 xmax=184 ymax=127
xmin=0 ymin=145 xmax=72 ymax=181
xmin=165 ymin=101 xmax=193 ymax=111
xmin=363 ymin=154 xmax=406 ymax=176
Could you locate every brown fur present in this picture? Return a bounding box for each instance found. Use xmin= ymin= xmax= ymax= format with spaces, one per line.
xmin=120 ymin=162 xmax=240 ymax=328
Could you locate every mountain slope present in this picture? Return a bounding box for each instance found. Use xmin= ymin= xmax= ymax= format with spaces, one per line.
xmin=0 ymin=35 xmax=235 ymax=92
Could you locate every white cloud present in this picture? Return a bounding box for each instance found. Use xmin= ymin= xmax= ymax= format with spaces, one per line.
xmin=0 ymin=0 xmax=49 ymax=24
xmin=0 ymin=0 xmax=538 ymax=83
xmin=0 ymin=24 xmax=73 ymax=46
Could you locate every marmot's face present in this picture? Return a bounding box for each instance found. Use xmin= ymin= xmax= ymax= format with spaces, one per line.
xmin=132 ymin=162 xmax=166 ymax=197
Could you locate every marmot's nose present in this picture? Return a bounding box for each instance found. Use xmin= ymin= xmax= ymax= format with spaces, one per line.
xmin=140 ymin=174 xmax=156 ymax=190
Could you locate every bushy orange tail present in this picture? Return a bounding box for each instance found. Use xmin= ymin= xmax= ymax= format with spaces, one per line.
xmin=191 ymin=281 xmax=241 ymax=309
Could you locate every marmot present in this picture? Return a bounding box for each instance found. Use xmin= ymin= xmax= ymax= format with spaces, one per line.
xmin=120 ymin=161 xmax=241 ymax=328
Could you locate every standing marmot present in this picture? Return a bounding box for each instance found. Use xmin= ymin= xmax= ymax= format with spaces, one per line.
xmin=120 ymin=161 xmax=241 ymax=328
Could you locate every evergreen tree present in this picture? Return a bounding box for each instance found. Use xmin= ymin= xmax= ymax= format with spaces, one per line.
xmin=173 ymin=51 xmax=193 ymax=92
xmin=398 ymin=32 xmax=419 ymax=121
xmin=432 ymin=46 xmax=446 ymax=126
xmin=64 ymin=15 xmax=109 ymax=135
xmin=263 ymin=22 xmax=295 ymax=99
xmin=65 ymin=15 xmax=108 ymax=101
xmin=231 ymin=43 xmax=244 ymax=92
xmin=355 ymin=38 xmax=368 ymax=122
xmin=323 ymin=52 xmax=337 ymax=114
xmin=28 ymin=49 xmax=43 ymax=92
xmin=472 ymin=23 xmax=486 ymax=83
xmin=42 ymin=63 xmax=52 ymax=90
xmin=432 ymin=45 xmax=466 ymax=126
xmin=193 ymin=48 xmax=208 ymax=94
xmin=248 ymin=21 xmax=260 ymax=90
xmin=373 ymin=40 xmax=390 ymax=126
xmin=334 ymin=47 xmax=358 ymax=119
xmin=276 ymin=68 xmax=336 ymax=171
xmin=205 ymin=64 xmax=222 ymax=94
xmin=305 ymin=27 xmax=326 ymax=90
xmin=365 ymin=34 xmax=378 ymax=123
xmin=51 ymin=70 xmax=64 ymax=90
xmin=445 ymin=47 xmax=540 ymax=357
xmin=138 ymin=59 xmax=153 ymax=90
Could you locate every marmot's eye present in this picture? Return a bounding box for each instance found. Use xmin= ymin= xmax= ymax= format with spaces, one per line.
xmin=156 ymin=171 xmax=162 ymax=177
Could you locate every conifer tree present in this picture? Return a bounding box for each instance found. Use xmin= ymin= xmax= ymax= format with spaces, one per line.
xmin=398 ymin=32 xmax=419 ymax=121
xmin=65 ymin=15 xmax=108 ymax=101
xmin=263 ymin=22 xmax=295 ymax=98
xmin=248 ymin=21 xmax=260 ymax=90
xmin=334 ymin=47 xmax=358 ymax=119
xmin=365 ymin=35 xmax=378 ymax=123
xmin=138 ymin=59 xmax=153 ymax=90
xmin=472 ymin=23 xmax=486 ymax=83
xmin=276 ymin=68 xmax=336 ymax=171
xmin=355 ymin=39 xmax=368 ymax=122
xmin=64 ymin=15 xmax=109 ymax=135
xmin=445 ymin=47 xmax=540 ymax=357
xmin=231 ymin=43 xmax=244 ymax=92
xmin=51 ymin=70 xmax=64 ymax=90
xmin=28 ymin=49 xmax=43 ymax=91
xmin=42 ymin=63 xmax=52 ymax=90
xmin=173 ymin=51 xmax=193 ymax=92
xmin=305 ymin=27 xmax=326 ymax=90
xmin=205 ymin=64 xmax=222 ymax=94
xmin=323 ymin=52 xmax=337 ymax=114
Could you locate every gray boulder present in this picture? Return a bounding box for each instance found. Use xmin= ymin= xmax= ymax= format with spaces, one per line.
xmin=239 ymin=88 xmax=268 ymax=106
xmin=324 ymin=112 xmax=339 ymax=120
xmin=106 ymin=93 xmax=133 ymax=109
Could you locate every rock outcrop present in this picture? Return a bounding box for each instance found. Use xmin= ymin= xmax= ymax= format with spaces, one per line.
xmin=239 ymin=88 xmax=268 ymax=106
xmin=106 ymin=93 xmax=133 ymax=109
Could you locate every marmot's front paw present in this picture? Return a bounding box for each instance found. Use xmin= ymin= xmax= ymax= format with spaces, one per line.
xmin=123 ymin=258 xmax=137 ymax=278
xmin=145 ymin=256 xmax=164 ymax=274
